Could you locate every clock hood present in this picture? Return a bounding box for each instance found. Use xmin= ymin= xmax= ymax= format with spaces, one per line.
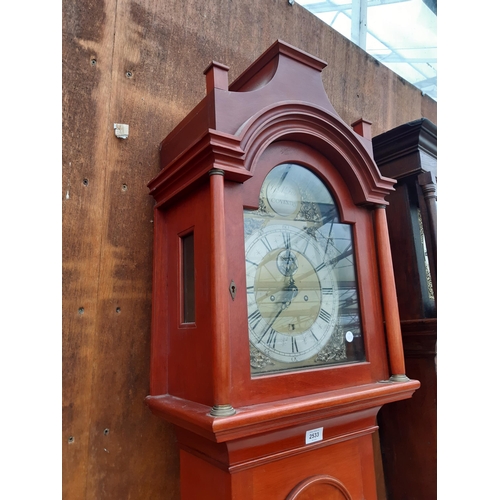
xmin=150 ymin=40 xmax=396 ymax=208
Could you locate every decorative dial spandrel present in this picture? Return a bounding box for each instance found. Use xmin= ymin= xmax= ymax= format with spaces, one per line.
xmin=245 ymin=163 xmax=365 ymax=375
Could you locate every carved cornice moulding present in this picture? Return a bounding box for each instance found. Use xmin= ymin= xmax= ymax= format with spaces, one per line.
xmin=238 ymin=102 xmax=395 ymax=206
xmin=373 ymin=118 xmax=437 ymax=178
xmin=150 ymin=102 xmax=396 ymax=207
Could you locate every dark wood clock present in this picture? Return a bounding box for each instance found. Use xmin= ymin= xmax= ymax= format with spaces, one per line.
xmin=145 ymin=40 xmax=419 ymax=499
xmin=372 ymin=118 xmax=437 ymax=499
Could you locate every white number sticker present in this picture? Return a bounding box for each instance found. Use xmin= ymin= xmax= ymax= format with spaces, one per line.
xmin=305 ymin=427 xmax=323 ymax=444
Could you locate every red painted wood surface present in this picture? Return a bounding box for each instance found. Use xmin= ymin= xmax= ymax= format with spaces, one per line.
xmin=209 ymin=170 xmax=233 ymax=410
xmin=373 ymin=207 xmax=406 ymax=378
xmin=176 ymin=423 xmax=381 ymax=500
xmin=145 ymin=41 xmax=420 ymax=499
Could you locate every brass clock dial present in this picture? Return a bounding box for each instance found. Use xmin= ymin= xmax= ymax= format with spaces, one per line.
xmin=245 ymin=163 xmax=365 ymax=375
xmin=246 ymin=224 xmax=338 ymax=363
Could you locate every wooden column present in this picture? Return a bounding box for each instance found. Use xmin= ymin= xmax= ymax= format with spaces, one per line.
xmin=418 ymin=170 xmax=437 ymax=301
xmin=208 ymin=169 xmax=235 ymax=416
xmin=374 ymin=206 xmax=408 ymax=381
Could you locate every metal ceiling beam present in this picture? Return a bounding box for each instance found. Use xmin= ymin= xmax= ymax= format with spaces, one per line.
xmin=322 ymin=6 xmax=435 ymax=86
xmin=297 ymin=0 xmax=437 ymax=100
xmin=373 ymin=53 xmax=437 ymax=63
xmin=351 ymin=0 xmax=368 ymax=48
xmin=305 ymin=0 xmax=410 ymax=14
xmin=413 ymin=76 xmax=437 ymax=88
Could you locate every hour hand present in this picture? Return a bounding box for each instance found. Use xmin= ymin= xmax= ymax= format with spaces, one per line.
xmin=278 ymin=277 xmax=298 ymax=308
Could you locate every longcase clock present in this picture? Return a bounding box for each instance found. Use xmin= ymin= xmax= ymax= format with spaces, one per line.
xmin=145 ymin=40 xmax=419 ymax=500
xmin=373 ymin=118 xmax=437 ymax=499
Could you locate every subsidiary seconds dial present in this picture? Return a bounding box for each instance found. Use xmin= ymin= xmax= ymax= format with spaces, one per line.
xmin=246 ymin=224 xmax=339 ymax=364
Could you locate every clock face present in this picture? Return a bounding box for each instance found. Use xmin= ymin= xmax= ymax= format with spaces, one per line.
xmin=245 ymin=163 xmax=365 ymax=375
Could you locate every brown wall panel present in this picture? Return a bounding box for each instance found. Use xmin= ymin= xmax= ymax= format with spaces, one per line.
xmin=63 ymin=0 xmax=437 ymax=498
xmin=63 ymin=0 xmax=117 ymax=497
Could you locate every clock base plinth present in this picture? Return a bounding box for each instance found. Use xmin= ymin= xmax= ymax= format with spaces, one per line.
xmin=146 ymin=380 xmax=419 ymax=500
xmin=177 ymin=416 xmax=377 ymax=500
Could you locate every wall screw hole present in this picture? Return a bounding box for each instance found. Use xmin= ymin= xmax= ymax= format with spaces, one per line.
xmin=78 ymin=307 xmax=84 ymax=315
xmin=83 ymin=178 xmax=89 ymax=186
xmin=116 ymin=307 xmax=121 ymax=314
xmin=90 ymin=59 xmax=97 ymax=66
xmin=103 ymin=428 xmax=110 ymax=436
xmin=68 ymin=436 xmax=75 ymax=444
xmin=126 ymin=70 xmax=133 ymax=78
xmin=121 ymin=184 xmax=128 ymax=192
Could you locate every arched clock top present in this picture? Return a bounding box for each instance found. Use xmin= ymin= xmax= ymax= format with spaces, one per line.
xmin=241 ymin=141 xmax=360 ymax=225
xmin=238 ymin=103 xmax=396 ymax=207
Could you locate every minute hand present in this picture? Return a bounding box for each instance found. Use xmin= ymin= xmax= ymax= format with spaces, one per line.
xmin=258 ymin=304 xmax=285 ymax=343
xmin=271 ymin=246 xmax=352 ymax=304
xmin=299 ymin=245 xmax=354 ymax=282
xmin=328 ymin=245 xmax=353 ymax=267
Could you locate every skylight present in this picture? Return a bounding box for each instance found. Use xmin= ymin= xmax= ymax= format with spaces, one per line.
xmin=295 ymin=0 xmax=437 ymax=101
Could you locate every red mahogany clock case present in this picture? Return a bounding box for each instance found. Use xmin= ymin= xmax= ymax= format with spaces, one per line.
xmin=145 ymin=40 xmax=419 ymax=500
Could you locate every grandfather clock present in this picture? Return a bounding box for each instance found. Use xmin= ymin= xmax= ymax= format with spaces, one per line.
xmin=373 ymin=119 xmax=437 ymax=499
xmin=145 ymin=40 xmax=419 ymax=499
